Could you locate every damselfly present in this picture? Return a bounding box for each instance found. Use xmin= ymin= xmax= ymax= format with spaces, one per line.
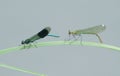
xmin=21 ymin=27 xmax=59 ymax=46
xmin=68 ymin=24 xmax=106 ymax=43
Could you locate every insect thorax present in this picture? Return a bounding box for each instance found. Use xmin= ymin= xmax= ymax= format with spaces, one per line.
xmin=21 ymin=39 xmax=32 ymax=44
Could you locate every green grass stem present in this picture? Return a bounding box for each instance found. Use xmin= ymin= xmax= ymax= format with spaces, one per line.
xmin=0 ymin=41 xmax=120 ymax=55
xmin=0 ymin=41 xmax=120 ymax=75
xmin=0 ymin=63 xmax=46 ymax=76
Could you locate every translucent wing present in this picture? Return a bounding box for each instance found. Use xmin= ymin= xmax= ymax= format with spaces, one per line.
xmin=75 ymin=24 xmax=106 ymax=34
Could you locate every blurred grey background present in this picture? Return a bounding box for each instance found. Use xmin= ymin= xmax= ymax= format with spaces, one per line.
xmin=0 ymin=0 xmax=120 ymax=76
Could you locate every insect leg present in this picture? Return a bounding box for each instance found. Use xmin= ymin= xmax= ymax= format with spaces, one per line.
xmin=64 ymin=33 xmax=73 ymax=43
xmin=69 ymin=34 xmax=80 ymax=44
xmin=26 ymin=43 xmax=32 ymax=49
xmin=79 ymin=34 xmax=83 ymax=45
xmin=95 ymin=34 xmax=103 ymax=43
xmin=21 ymin=44 xmax=31 ymax=49
xmin=32 ymin=42 xmax=38 ymax=48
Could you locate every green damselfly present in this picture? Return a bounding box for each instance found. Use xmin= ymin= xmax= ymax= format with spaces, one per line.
xmin=68 ymin=24 xmax=106 ymax=43
xmin=21 ymin=27 xmax=60 ymax=48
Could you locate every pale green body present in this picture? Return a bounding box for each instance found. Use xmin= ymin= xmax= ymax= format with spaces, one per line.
xmin=69 ymin=24 xmax=106 ymax=43
xmin=72 ymin=25 xmax=106 ymax=35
